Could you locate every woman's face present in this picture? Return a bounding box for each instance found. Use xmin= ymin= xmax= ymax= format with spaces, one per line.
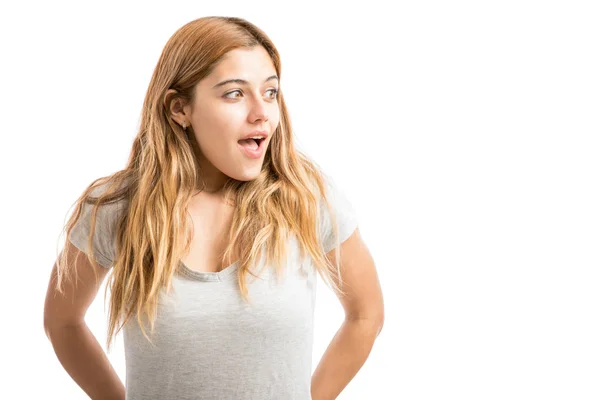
xmin=172 ymin=46 xmax=280 ymax=192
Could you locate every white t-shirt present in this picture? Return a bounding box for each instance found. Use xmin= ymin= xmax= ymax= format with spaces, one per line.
xmin=68 ymin=173 xmax=358 ymax=400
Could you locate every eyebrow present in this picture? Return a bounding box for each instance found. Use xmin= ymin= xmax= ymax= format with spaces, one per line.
xmin=212 ymin=75 xmax=279 ymax=89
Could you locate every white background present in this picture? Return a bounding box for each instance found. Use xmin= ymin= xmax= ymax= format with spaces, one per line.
xmin=1 ymin=0 xmax=599 ymax=399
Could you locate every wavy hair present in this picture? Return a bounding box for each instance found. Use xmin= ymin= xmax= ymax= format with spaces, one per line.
xmin=55 ymin=16 xmax=346 ymax=351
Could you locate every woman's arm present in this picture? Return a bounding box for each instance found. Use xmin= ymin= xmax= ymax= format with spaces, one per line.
xmin=311 ymin=318 xmax=382 ymax=400
xmin=43 ymin=241 xmax=125 ymax=400
xmin=311 ymin=228 xmax=385 ymax=400
xmin=44 ymin=322 xmax=126 ymax=400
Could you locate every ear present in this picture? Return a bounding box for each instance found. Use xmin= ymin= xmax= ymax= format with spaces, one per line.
xmin=164 ymin=89 xmax=188 ymax=127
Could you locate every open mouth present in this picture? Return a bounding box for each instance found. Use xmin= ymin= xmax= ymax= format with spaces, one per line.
xmin=238 ymin=138 xmax=266 ymax=147
xmin=237 ymin=137 xmax=268 ymax=159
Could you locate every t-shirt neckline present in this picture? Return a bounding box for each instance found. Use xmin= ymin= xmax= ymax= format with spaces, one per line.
xmin=177 ymin=260 xmax=239 ymax=282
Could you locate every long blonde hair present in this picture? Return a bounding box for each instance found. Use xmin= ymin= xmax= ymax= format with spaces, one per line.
xmin=55 ymin=16 xmax=346 ymax=351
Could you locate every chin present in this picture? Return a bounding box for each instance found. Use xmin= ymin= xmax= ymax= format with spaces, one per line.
xmin=229 ymin=168 xmax=262 ymax=182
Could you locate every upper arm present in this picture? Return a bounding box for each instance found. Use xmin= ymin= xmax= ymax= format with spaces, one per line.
xmin=318 ymin=172 xmax=384 ymax=327
xmin=43 ymin=180 xmax=123 ymax=330
xmin=44 ymin=181 xmax=126 ymax=331
xmin=327 ymin=227 xmax=384 ymax=327
xmin=43 ymin=240 xmax=110 ymax=330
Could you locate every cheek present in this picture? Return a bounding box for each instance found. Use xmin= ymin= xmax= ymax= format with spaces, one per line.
xmin=271 ymin=111 xmax=281 ymax=131
xmin=194 ymin=108 xmax=238 ymax=140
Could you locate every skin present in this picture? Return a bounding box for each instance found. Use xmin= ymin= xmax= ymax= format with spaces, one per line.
xmin=166 ymin=45 xmax=281 ymax=195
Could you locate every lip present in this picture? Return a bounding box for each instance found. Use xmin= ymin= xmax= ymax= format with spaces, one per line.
xmin=238 ymin=136 xmax=267 ymax=159
xmin=239 ymin=130 xmax=268 ymax=141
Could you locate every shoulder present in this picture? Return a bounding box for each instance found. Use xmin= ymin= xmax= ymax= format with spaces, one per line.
xmin=317 ymin=172 xmax=358 ymax=253
xmin=82 ymin=180 xmax=129 ymax=226
xmin=67 ymin=179 xmax=128 ymax=268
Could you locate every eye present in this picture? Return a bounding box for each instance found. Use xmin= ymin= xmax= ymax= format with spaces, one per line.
xmin=224 ymin=90 xmax=243 ymax=99
xmin=223 ymin=88 xmax=279 ymax=100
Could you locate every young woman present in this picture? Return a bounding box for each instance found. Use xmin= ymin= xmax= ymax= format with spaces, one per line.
xmin=43 ymin=16 xmax=384 ymax=400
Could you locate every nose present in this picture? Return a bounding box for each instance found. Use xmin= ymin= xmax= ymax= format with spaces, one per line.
xmin=247 ymin=95 xmax=269 ymax=123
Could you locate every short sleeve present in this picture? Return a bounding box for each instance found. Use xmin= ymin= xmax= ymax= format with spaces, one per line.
xmin=319 ymin=173 xmax=359 ymax=253
xmin=67 ymin=183 xmax=124 ymax=269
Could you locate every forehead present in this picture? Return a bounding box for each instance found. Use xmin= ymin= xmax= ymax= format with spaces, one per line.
xmin=207 ymin=46 xmax=277 ymax=84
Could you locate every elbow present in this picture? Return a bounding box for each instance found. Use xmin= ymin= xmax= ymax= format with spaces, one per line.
xmin=372 ymin=312 xmax=384 ymax=337
xmin=376 ymin=314 xmax=384 ymax=337
xmin=345 ymin=310 xmax=384 ymax=337
xmin=43 ymin=315 xmax=60 ymax=339
xmin=369 ymin=308 xmax=385 ymax=337
xmin=43 ymin=308 xmax=55 ymax=338
xmin=43 ymin=314 xmax=85 ymax=340
xmin=43 ymin=317 xmax=56 ymax=340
